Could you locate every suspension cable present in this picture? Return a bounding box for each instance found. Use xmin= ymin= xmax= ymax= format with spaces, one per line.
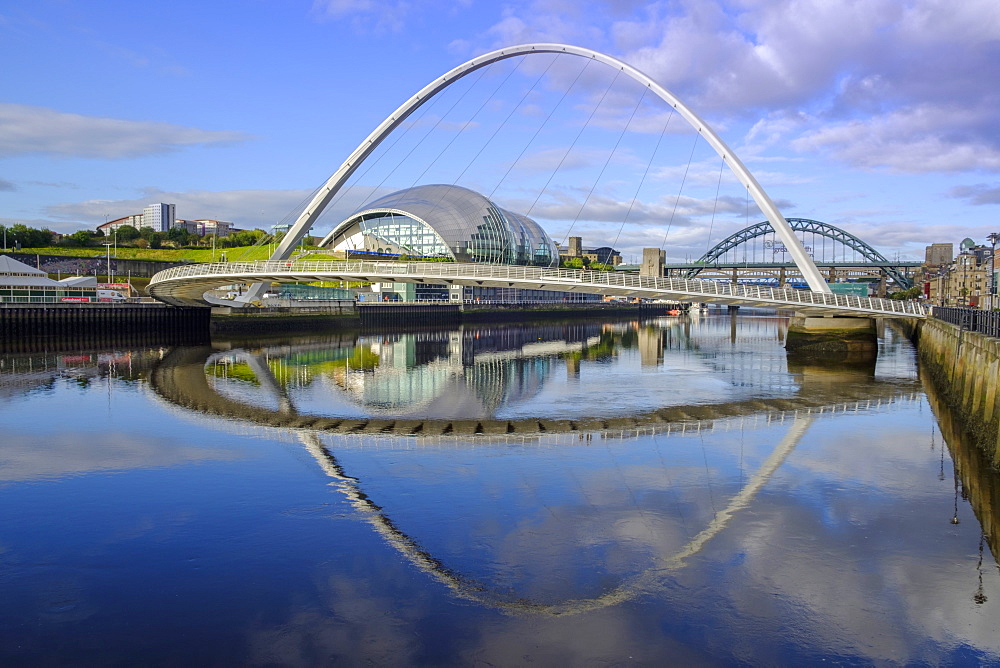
xmin=487 ymin=55 xmax=590 ymax=203
xmin=659 ymin=131 xmax=701 ymax=250
xmin=450 ymin=54 xmax=556 ymax=193
xmin=315 ymin=67 xmax=463 ymax=228
xmin=407 ymin=57 xmax=526 ymax=193
xmin=561 ymin=82 xmax=648 ymax=247
xmin=704 ymin=154 xmax=726 ymax=256
xmin=611 ymin=106 xmax=674 ymax=256
xmin=523 ymin=64 xmax=618 ymax=224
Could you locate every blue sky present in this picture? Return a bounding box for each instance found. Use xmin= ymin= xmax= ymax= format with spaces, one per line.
xmin=2 ymin=0 xmax=999 ymax=263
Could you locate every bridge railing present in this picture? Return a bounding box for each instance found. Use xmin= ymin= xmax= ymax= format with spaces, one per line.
xmin=931 ymin=306 xmax=1000 ymax=337
xmin=149 ymin=260 xmax=928 ymax=317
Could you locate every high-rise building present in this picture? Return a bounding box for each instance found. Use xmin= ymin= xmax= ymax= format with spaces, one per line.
xmin=143 ymin=203 xmax=176 ymax=233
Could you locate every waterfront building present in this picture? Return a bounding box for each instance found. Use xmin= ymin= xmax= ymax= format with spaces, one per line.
xmin=320 ymin=185 xmax=559 ymax=267
xmin=0 ymin=255 xmax=98 ymax=303
xmin=924 ymin=239 xmax=991 ymax=307
xmin=322 ymin=185 xmax=596 ymax=303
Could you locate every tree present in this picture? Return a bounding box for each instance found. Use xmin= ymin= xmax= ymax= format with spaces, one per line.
xmin=65 ymin=230 xmax=95 ymax=247
xmin=166 ymin=225 xmax=190 ymax=246
xmin=6 ymin=223 xmax=53 ymax=248
xmin=889 ymin=286 xmax=922 ymax=300
xmin=230 ymin=229 xmax=266 ymax=247
xmin=115 ymin=225 xmax=140 ymax=242
xmin=138 ymin=226 xmax=164 ymax=249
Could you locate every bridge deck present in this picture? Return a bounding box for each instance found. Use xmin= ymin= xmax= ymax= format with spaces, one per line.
xmin=148 ymin=260 xmax=927 ymax=318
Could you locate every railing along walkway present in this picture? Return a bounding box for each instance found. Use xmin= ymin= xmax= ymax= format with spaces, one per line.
xmin=932 ymin=306 xmax=1000 ymax=338
xmin=148 ymin=260 xmax=928 ymax=318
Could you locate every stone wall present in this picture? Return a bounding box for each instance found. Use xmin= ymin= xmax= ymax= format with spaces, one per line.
xmin=917 ymin=318 xmax=1000 ymax=462
xmin=3 ymin=252 xmax=190 ymax=278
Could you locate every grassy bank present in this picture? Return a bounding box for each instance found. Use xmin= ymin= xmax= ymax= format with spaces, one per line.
xmin=4 ymin=245 xmax=300 ymax=263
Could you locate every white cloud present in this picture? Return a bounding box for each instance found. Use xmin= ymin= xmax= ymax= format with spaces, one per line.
xmin=949 ymin=184 xmax=1000 ymax=206
xmin=793 ymin=105 xmax=1000 ymax=173
xmin=0 ymin=103 xmax=248 ymax=159
xmin=310 ymin=0 xmax=409 ymax=33
xmin=461 ymin=0 xmax=1000 ymax=176
xmin=310 ymin=0 xmax=474 ymax=33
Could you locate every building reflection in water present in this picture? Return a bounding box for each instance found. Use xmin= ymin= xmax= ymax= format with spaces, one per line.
xmin=4 ymin=312 xmax=1000 ymax=664
xmin=135 ymin=314 xmax=977 ymax=614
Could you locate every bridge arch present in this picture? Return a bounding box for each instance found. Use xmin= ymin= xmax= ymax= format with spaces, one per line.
xmin=685 ymin=218 xmax=912 ymax=288
xmin=257 ymin=43 xmax=830 ymax=296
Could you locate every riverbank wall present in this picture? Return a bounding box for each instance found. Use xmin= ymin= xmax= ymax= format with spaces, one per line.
xmin=1 ymin=300 xmax=688 ymax=352
xmin=912 ymin=317 xmax=1000 ymax=462
xmin=2 ymin=252 xmax=190 ymax=278
xmin=210 ymin=302 xmax=359 ymax=335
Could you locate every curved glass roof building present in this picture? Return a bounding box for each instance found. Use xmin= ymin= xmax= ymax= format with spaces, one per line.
xmin=318 ymin=185 xmax=558 ymax=267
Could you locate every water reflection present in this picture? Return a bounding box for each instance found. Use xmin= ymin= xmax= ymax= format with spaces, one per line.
xmin=4 ymin=314 xmax=1000 ymax=663
xmin=149 ymin=316 xmax=920 ymax=437
xmin=923 ymin=362 xmax=1000 ymax=578
xmin=293 ymin=413 xmax=812 ymax=615
xmin=140 ymin=315 xmax=935 ymax=615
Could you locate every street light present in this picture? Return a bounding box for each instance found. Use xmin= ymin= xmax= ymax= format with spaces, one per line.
xmin=988 ymin=232 xmax=999 ymax=307
xmin=103 ymin=242 xmax=112 ymax=283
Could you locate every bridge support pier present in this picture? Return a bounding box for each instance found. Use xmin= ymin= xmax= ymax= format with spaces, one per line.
xmin=785 ymin=315 xmax=878 ymax=360
xmin=641 ymin=248 xmax=665 ymax=277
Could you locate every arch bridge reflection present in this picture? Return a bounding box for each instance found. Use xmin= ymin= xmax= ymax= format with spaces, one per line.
xmin=143 ymin=320 xmax=926 ymax=616
xmin=151 ymin=320 xmax=920 ymax=437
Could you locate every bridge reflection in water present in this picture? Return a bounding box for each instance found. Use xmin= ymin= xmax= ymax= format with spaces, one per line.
xmin=143 ymin=313 xmax=935 ymax=615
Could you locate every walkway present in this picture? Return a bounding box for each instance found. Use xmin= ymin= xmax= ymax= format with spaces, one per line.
xmin=148 ymin=259 xmax=928 ymax=318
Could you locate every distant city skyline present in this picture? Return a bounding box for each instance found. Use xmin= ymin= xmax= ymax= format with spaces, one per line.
xmin=2 ymin=0 xmax=999 ymax=264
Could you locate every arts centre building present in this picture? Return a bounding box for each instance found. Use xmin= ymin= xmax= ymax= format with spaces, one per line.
xmin=320 ymin=184 xmax=597 ymax=302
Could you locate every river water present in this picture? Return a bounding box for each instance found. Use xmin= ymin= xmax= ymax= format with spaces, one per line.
xmin=2 ymin=310 xmax=999 ymax=665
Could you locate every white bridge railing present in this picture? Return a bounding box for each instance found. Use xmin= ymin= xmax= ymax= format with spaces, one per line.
xmin=148 ymin=260 xmax=928 ymax=318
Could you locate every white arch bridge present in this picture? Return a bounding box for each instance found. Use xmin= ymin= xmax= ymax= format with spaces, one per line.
xmin=147 ymin=259 xmax=926 ymax=318
xmin=147 ymin=43 xmax=925 ymax=319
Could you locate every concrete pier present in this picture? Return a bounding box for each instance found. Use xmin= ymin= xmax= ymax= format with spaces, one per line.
xmin=785 ymin=315 xmax=877 ymax=354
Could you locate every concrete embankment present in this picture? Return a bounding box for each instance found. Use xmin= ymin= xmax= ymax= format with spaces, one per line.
xmin=209 ymin=301 xmax=359 ymax=335
xmin=0 ymin=303 xmax=210 ymax=352
xmin=913 ymin=318 xmax=1000 ymax=462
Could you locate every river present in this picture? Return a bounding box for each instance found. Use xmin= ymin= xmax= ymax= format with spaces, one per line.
xmin=1 ymin=310 xmax=998 ymax=665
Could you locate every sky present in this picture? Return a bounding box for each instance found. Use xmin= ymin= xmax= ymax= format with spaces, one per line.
xmin=2 ymin=0 xmax=999 ymax=264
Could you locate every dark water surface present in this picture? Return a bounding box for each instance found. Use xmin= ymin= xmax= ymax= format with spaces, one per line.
xmin=2 ymin=311 xmax=999 ymax=665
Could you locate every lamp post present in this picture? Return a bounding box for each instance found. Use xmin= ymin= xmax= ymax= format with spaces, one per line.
xmin=988 ymin=232 xmax=999 ymax=310
xmin=103 ymin=242 xmax=112 ymax=283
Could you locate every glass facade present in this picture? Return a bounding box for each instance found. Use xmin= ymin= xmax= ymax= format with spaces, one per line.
xmin=0 ymin=287 xmax=99 ymax=303
xmin=322 ymin=185 xmax=558 ymax=267
xmin=358 ymin=213 xmax=450 ymax=258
